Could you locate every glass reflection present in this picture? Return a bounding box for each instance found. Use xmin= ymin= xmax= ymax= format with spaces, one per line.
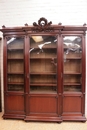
xmin=63 ymin=36 xmax=82 ymax=92
xmin=7 ymin=37 xmax=24 ymax=91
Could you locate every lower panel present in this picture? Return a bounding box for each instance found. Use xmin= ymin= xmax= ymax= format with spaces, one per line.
xmin=63 ymin=96 xmax=82 ymax=113
xmin=61 ymin=93 xmax=86 ymax=121
xmin=29 ymin=95 xmax=58 ymax=114
xmin=3 ymin=94 xmax=25 ymax=119
xmin=5 ymin=94 xmax=25 ymax=114
xmin=62 ymin=94 xmax=82 ymax=114
xmin=3 ymin=93 xmax=86 ymax=122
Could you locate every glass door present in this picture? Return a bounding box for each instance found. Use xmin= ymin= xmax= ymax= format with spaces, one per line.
xmin=7 ymin=37 xmax=25 ymax=91
xmin=29 ymin=35 xmax=57 ymax=93
xmin=63 ymin=36 xmax=82 ymax=92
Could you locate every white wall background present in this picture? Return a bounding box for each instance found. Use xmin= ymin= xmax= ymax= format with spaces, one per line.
xmin=0 ymin=0 xmax=87 ymax=116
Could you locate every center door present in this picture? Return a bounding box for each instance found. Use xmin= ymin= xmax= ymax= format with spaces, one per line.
xmin=25 ymin=35 xmax=61 ymax=121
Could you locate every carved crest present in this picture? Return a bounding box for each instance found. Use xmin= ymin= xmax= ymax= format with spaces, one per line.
xmin=32 ymin=17 xmax=54 ymax=32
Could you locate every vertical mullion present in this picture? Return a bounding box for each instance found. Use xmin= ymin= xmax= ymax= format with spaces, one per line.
xmin=24 ymin=35 xmax=29 ymax=115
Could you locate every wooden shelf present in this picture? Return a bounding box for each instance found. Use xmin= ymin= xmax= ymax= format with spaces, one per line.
xmin=8 ymin=82 xmax=24 ymax=85
xmin=64 ymin=88 xmax=81 ymax=92
xmin=30 ymin=57 xmax=56 ymax=60
xmin=64 ymin=57 xmax=82 ymax=60
xmin=30 ymin=90 xmax=57 ymax=94
xmin=7 ymin=72 xmax=24 ymax=75
xmin=64 ymin=72 xmax=81 ymax=75
xmin=8 ymin=88 xmax=24 ymax=91
xmin=30 ymin=72 xmax=56 ymax=75
xmin=63 ymin=83 xmax=81 ymax=86
xmin=30 ymin=83 xmax=56 ymax=86
xmin=63 ymin=47 xmax=82 ymax=50
xmin=30 ymin=47 xmax=56 ymax=49
xmin=7 ymin=48 xmax=23 ymax=51
xmin=7 ymin=58 xmax=24 ymax=60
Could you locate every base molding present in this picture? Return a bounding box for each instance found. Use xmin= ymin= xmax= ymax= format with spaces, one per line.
xmin=24 ymin=116 xmax=62 ymax=122
xmin=2 ymin=114 xmax=87 ymax=122
xmin=62 ymin=116 xmax=87 ymax=122
xmin=3 ymin=114 xmax=25 ymax=120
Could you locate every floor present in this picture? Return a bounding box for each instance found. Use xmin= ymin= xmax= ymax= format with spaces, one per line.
xmin=0 ymin=112 xmax=87 ymax=130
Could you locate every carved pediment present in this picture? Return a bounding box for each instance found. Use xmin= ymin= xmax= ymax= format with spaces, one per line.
xmin=32 ymin=17 xmax=54 ymax=32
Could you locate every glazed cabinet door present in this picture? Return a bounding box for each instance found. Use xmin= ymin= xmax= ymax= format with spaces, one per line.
xmin=62 ymin=35 xmax=86 ymax=121
xmin=25 ymin=35 xmax=61 ymax=121
xmin=3 ymin=36 xmax=25 ymax=118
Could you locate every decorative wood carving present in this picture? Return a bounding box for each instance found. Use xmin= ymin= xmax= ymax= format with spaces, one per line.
xmin=58 ymin=22 xmax=62 ymax=25
xmin=32 ymin=17 xmax=54 ymax=32
xmin=2 ymin=25 xmax=6 ymax=28
xmin=83 ymin=23 xmax=86 ymax=26
xmin=25 ymin=23 xmax=28 ymax=26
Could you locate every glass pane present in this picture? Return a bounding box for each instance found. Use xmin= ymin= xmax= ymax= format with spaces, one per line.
xmin=63 ymin=36 xmax=82 ymax=92
xmin=29 ymin=36 xmax=57 ymax=93
xmin=7 ymin=37 xmax=24 ymax=91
